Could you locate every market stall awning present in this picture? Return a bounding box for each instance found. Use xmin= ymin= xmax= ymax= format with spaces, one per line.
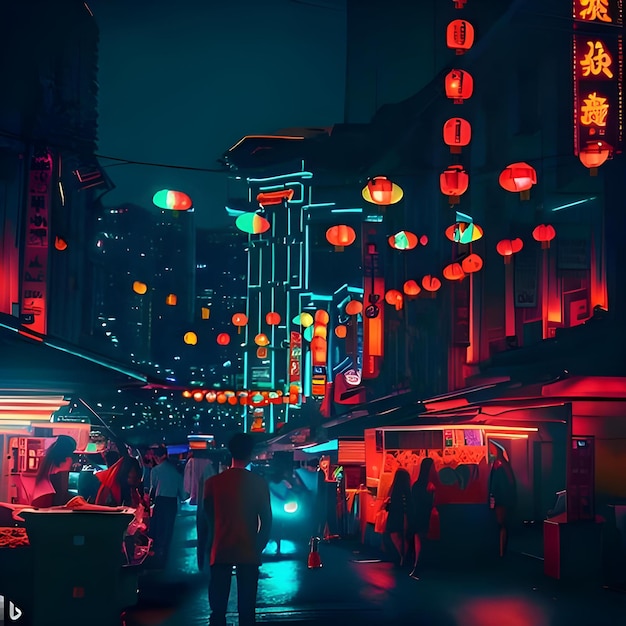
xmin=0 ymin=315 xmax=163 ymax=395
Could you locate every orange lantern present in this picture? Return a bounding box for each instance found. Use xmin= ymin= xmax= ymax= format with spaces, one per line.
xmin=310 ymin=336 xmax=327 ymax=366
xmin=579 ymin=140 xmax=611 ymax=175
xmin=201 ymin=307 xmax=210 ymax=320
xmin=165 ymin=293 xmax=177 ymax=306
xmin=254 ymin=333 xmax=270 ymax=347
xmin=184 ymin=331 xmax=198 ymax=345
xmin=422 ymin=275 xmax=442 ymax=293
xmin=313 ymin=323 xmax=327 ymax=339
xmin=182 ymin=390 xmax=192 ymax=399
xmin=206 ymin=391 xmax=217 ymax=403
xmin=446 ymin=20 xmax=475 ymax=54
xmin=443 ymin=118 xmax=471 ymax=153
xmin=193 ymin=390 xmax=205 ymax=402
xmin=265 ymin=311 xmax=281 ymax=326
xmin=314 ymin=310 xmax=329 ymax=325
xmin=232 ymin=312 xmax=248 ymax=333
xmin=445 ymin=69 xmax=473 ymax=103
xmin=496 ymin=238 xmax=524 ymax=263
xmin=403 ymin=280 xmax=421 ymax=296
xmin=132 ymin=280 xmax=148 ymax=295
xmin=442 ymin=262 xmax=466 ymax=281
xmin=326 ymin=225 xmax=356 ymax=251
xmin=440 ymin=165 xmax=469 ymax=204
xmin=388 ymin=231 xmax=418 ymax=250
xmin=384 ymin=289 xmax=404 ymax=310
xmin=228 ymin=396 xmax=238 ymax=406
xmin=499 ymin=162 xmax=537 ymax=200
xmin=461 ymin=253 xmax=483 ymax=274
xmin=362 ymin=176 xmax=403 ymax=205
xmin=345 ymin=300 xmax=363 ymax=316
xmin=54 ymin=236 xmax=68 ymax=251
xmin=217 ymin=393 xmax=227 ymax=404
xmin=532 ymin=224 xmax=556 ymax=249
xmin=216 ymin=332 xmax=230 ymax=346
xmin=334 ymin=325 xmax=347 ymax=338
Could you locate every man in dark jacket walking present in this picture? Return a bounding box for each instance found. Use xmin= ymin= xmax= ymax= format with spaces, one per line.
xmin=203 ymin=433 xmax=272 ymax=626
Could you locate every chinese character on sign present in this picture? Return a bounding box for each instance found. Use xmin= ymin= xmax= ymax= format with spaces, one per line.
xmin=580 ymin=92 xmax=609 ymax=126
xmin=578 ymin=0 xmax=613 ymax=22
xmin=581 ymin=40 xmax=613 ymax=78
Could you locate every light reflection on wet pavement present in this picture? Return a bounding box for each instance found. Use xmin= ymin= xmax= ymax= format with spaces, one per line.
xmin=122 ymin=505 xmax=626 ymax=626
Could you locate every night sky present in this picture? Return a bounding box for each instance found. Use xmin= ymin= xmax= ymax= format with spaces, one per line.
xmin=89 ymin=0 xmax=347 ymax=229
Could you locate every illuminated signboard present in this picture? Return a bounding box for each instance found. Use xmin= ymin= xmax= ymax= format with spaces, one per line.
xmin=20 ymin=150 xmax=53 ymax=334
xmin=573 ymin=0 xmax=624 ymax=155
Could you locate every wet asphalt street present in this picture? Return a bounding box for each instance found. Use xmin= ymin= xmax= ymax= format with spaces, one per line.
xmin=121 ymin=504 xmax=626 ymax=626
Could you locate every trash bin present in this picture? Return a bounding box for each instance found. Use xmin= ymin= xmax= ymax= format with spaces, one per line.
xmin=19 ymin=508 xmax=135 ymax=626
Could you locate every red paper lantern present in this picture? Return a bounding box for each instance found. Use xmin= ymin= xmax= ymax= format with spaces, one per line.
xmin=384 ymin=289 xmax=404 ymax=310
xmin=419 ymin=235 xmax=429 ymax=246
xmin=461 ymin=253 xmax=483 ymax=274
xmin=443 ymin=262 xmax=466 ymax=281
xmin=422 ymin=275 xmax=442 ymax=293
xmin=440 ymin=165 xmax=469 ymax=204
xmin=496 ymin=238 xmax=524 ymax=263
xmin=165 ymin=293 xmax=177 ymax=306
xmin=256 ymin=347 xmax=268 ymax=359
xmin=403 ymin=280 xmax=421 ymax=296
xmin=446 ymin=20 xmax=475 ymax=54
xmin=54 ymin=236 xmax=68 ymax=251
xmin=443 ymin=118 xmax=472 ymax=153
xmin=265 ymin=311 xmax=281 ymax=326
xmin=345 ymin=300 xmax=363 ymax=316
xmin=256 ymin=189 xmax=295 ymax=207
xmin=579 ymin=140 xmax=611 ymax=175
xmin=445 ymin=69 xmax=473 ymax=103
xmin=216 ymin=332 xmax=231 ymax=346
xmin=499 ymin=162 xmax=537 ymax=200
xmin=314 ymin=310 xmax=330 ymax=325
xmin=232 ymin=312 xmax=248 ymax=334
xmin=326 ymin=224 xmax=356 ymax=250
xmin=532 ymin=224 xmax=556 ymax=249
xmin=232 ymin=313 xmax=248 ymax=327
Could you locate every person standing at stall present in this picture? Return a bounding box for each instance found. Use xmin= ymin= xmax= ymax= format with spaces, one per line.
xmin=489 ymin=446 xmax=517 ymax=558
xmin=203 ymin=433 xmax=272 ymax=626
xmin=409 ymin=457 xmax=436 ymax=579
xmin=386 ymin=468 xmax=415 ymax=568
xmin=150 ymin=445 xmax=188 ymax=567
xmin=31 ymin=435 xmax=77 ymax=507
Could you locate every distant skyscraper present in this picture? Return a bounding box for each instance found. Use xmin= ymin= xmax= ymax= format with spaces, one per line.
xmin=92 ymin=202 xmax=195 ymax=373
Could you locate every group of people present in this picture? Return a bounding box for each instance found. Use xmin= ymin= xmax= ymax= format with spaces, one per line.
xmin=384 ymin=457 xmax=436 ymax=579
xmin=384 ymin=448 xmax=518 ymax=578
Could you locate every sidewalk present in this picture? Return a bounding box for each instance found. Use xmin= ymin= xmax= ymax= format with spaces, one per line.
xmin=122 ymin=505 xmax=626 ymax=626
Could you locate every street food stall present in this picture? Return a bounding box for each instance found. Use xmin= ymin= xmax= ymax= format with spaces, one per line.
xmin=362 ymin=423 xmax=541 ymax=558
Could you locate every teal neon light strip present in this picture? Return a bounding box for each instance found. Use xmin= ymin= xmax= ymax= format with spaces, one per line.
xmin=302 ymin=202 xmax=336 ymax=209
xmin=331 ymin=208 xmax=362 ymax=213
xmin=550 ymin=197 xmax=596 ymax=212
xmin=247 ymin=171 xmax=313 ymax=183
